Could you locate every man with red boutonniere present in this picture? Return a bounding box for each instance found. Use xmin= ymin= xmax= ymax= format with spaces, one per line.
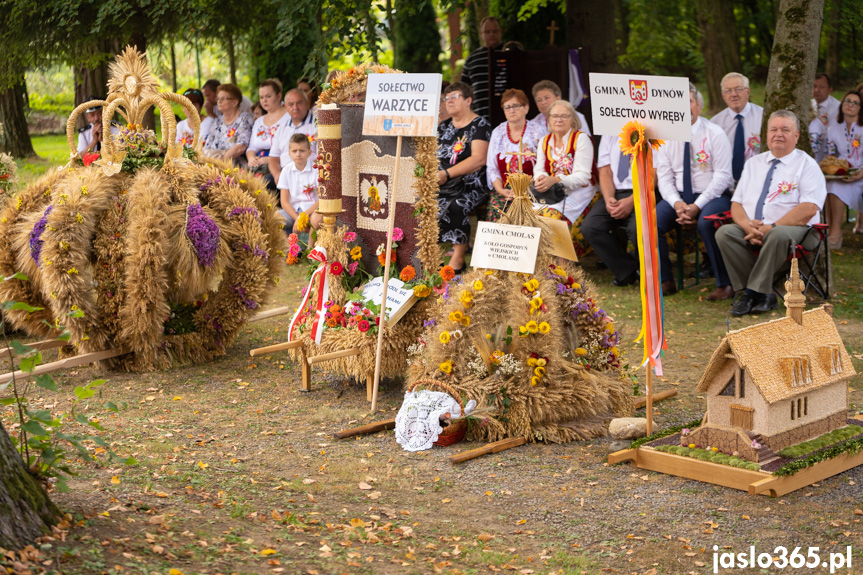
xmin=655 ymin=84 xmax=733 ymax=300
xmin=715 ymin=111 xmax=827 ymax=317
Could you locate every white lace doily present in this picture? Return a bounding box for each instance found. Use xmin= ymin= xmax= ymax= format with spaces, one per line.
xmin=395 ymin=389 xmax=476 ymax=452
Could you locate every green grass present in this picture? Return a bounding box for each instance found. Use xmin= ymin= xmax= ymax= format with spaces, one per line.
xmin=14 ymin=133 xmax=70 ymax=184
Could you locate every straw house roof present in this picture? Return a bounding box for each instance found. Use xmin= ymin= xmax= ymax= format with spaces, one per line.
xmin=697 ymin=307 xmax=855 ymax=404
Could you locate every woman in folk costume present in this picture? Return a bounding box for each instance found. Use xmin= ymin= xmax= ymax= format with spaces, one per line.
xmin=825 ymin=90 xmax=863 ymax=248
xmin=532 ymin=100 xmax=598 ymax=257
xmin=485 ymin=89 xmax=546 ymax=222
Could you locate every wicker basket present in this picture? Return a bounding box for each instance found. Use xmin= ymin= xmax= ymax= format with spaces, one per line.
xmin=408 ymin=379 xmax=468 ymax=447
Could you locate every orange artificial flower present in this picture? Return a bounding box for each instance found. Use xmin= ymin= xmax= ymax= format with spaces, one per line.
xmin=400 ymin=265 xmax=416 ymax=282
xmin=440 ymin=265 xmax=455 ymax=282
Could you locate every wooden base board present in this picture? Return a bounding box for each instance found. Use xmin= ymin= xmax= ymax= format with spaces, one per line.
xmin=609 ymin=446 xmax=863 ymax=497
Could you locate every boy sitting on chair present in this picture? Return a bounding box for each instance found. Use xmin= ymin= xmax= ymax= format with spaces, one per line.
xmin=278 ymin=133 xmax=322 ymax=233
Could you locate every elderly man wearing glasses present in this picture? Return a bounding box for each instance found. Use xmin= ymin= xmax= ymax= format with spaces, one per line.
xmin=711 ymin=72 xmax=764 ymax=184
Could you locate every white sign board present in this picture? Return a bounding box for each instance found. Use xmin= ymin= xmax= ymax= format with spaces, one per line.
xmin=471 ymin=222 xmax=541 ymax=274
xmin=362 ymin=73 xmax=442 ymax=137
xmin=589 ymin=73 xmax=691 ymax=141
xmin=360 ymin=277 xmax=416 ymax=324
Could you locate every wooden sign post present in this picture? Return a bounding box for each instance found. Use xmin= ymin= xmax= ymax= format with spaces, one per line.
xmin=362 ymin=72 xmax=442 ymax=412
xmin=588 ymin=72 xmax=693 ymax=435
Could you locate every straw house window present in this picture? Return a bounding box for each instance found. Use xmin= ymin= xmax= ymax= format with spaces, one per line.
xmin=779 ymin=355 xmax=811 ymax=388
xmin=818 ymin=345 xmax=842 ymax=375
xmin=739 ymin=368 xmax=745 ymax=398
xmin=791 ymin=397 xmax=809 ymax=420
xmin=718 ymin=377 xmax=735 ymax=397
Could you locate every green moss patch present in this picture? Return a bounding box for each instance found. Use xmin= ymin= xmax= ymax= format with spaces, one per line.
xmin=653 ymin=444 xmax=762 ymax=471
xmin=777 ymin=426 xmax=863 ymax=459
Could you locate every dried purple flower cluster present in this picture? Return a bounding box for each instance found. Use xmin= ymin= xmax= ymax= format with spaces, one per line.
xmin=185 ymin=204 xmax=220 ymax=267
xmin=228 ymin=206 xmax=260 ymax=221
xmin=199 ymin=176 xmax=234 ymax=192
xmin=233 ymin=240 xmax=269 ymax=263
xmin=29 ymin=205 xmax=53 ymax=266
xmin=231 ymin=283 xmax=258 ymax=309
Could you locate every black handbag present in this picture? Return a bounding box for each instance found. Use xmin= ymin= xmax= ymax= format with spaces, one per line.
xmin=529 ymin=181 xmax=566 ymax=205
xmin=437 ymin=174 xmax=465 ymax=198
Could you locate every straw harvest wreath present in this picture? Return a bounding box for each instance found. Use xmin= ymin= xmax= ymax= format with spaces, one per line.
xmin=285 ymin=62 xmax=443 ymax=381
xmin=0 ymin=47 xmax=287 ymax=370
xmin=403 ymin=174 xmax=634 ymax=444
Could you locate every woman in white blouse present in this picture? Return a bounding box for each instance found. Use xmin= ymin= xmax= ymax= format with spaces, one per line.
xmin=825 ymin=90 xmax=863 ymax=247
xmin=246 ymin=79 xmax=287 ymax=186
xmin=175 ymin=88 xmax=213 ymax=148
xmin=485 ymin=88 xmax=546 ymax=221
xmin=532 ymin=100 xmax=596 ymax=255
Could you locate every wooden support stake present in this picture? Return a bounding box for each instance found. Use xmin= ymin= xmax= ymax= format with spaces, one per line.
xmin=307 ymin=347 xmax=360 ymax=365
xmin=366 ymin=373 xmax=374 ymax=402
xmin=632 ymin=389 xmax=677 ymax=410
xmin=371 ymin=135 xmax=403 ymax=412
xmin=449 ymin=436 xmax=527 ymax=464
xmin=301 ymin=360 xmax=311 ymax=392
xmin=0 ymin=338 xmax=66 ymax=356
xmin=248 ymin=306 xmax=292 ymax=323
xmin=249 ymin=339 xmax=304 ymax=357
xmin=334 ymin=418 xmax=396 ymax=439
xmin=0 ymin=347 xmax=129 ymax=385
xmin=645 ymin=369 xmax=653 ymax=436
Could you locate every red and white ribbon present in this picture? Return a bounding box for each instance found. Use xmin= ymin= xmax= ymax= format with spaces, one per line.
xmin=288 ymin=246 xmax=329 ymax=344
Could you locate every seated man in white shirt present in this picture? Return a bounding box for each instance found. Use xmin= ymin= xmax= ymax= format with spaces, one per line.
xmin=710 ymin=72 xmax=763 ymax=183
xmin=655 ymin=84 xmax=733 ymax=299
xmin=716 ymin=110 xmax=827 ymax=317
xmin=581 ymin=134 xmax=656 ymax=287
xmin=267 ymin=89 xmax=317 ymax=184
xmin=76 ymin=98 xmax=120 ymax=159
xmin=809 ymin=73 xmax=840 ymax=163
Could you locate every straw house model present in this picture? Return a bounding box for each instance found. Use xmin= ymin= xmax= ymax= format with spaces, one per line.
xmin=685 ymin=260 xmax=854 ymax=462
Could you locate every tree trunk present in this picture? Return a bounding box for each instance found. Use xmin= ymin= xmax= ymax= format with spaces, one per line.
xmin=448 ymin=9 xmax=463 ymax=79
xmin=0 ymin=421 xmax=59 ymax=549
xmin=824 ymin=0 xmax=841 ymax=81
xmin=226 ymin=32 xmax=237 ymax=85
xmin=566 ymin=0 xmax=620 ymax=73
xmin=0 ymin=78 xmax=35 ymax=158
xmin=365 ymin=9 xmax=378 ymax=63
xmin=170 ymin=42 xmax=178 ymax=93
xmin=697 ymin=1 xmax=742 ymax=114
xmin=762 ymin=0 xmax=825 ymax=155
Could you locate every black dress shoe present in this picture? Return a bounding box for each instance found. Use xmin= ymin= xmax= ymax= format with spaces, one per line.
xmin=613 ymin=269 xmax=639 ymax=287
xmin=730 ymin=291 xmax=756 ymax=316
xmin=751 ymin=293 xmax=778 ymax=314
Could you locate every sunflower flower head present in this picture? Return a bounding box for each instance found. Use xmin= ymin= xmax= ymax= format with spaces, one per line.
xmin=619 ymin=121 xmax=646 ymax=157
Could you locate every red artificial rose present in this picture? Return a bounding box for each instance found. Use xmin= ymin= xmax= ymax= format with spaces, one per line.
xmin=83 ymin=152 xmax=100 ymax=167
xmin=330 ymin=261 xmax=344 ymax=275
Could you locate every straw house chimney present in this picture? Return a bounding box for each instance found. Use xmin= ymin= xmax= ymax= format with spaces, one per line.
xmin=784 ymin=257 xmax=806 ymax=326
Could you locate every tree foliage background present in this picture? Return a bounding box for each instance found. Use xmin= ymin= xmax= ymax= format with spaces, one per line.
xmin=2 ymin=0 xmax=863 ymax=155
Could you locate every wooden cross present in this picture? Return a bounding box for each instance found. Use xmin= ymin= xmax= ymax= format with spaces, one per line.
xmin=547 ymin=20 xmax=559 ymax=46
xmin=509 ymin=139 xmax=535 ymax=173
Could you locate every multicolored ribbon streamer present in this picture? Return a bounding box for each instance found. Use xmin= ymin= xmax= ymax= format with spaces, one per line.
xmin=288 ymin=246 xmax=329 ymax=344
xmin=623 ymin=124 xmax=666 ymax=376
